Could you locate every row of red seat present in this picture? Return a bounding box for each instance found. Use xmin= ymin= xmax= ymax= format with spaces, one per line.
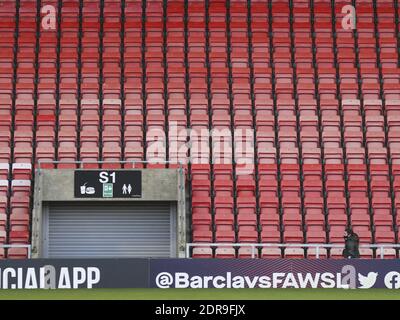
xmin=192 ymin=162 xmax=399 ymax=243
xmin=192 ymin=247 xmax=397 ymax=259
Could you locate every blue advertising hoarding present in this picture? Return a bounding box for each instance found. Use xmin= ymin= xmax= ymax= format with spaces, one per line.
xmin=150 ymin=259 xmax=400 ymax=289
xmin=0 ymin=259 xmax=398 ymax=289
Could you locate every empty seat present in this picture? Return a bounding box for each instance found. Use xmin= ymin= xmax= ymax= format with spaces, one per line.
xmin=261 ymin=248 xmax=282 ymax=259
xmin=284 ymin=248 xmax=305 ymax=259
xmin=1 ymin=0 xmax=400 ymax=260
xmin=307 ymin=248 xmax=328 ymax=259
xmin=192 ymin=247 xmax=213 ymax=259
xmin=215 ymin=247 xmax=236 ymax=259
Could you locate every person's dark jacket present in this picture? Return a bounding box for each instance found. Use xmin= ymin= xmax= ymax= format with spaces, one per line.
xmin=343 ymin=232 xmax=360 ymax=258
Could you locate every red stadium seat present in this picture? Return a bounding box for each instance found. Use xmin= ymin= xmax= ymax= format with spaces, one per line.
xmin=192 ymin=247 xmax=213 ymax=259
xmin=0 ymin=0 xmax=399 ymax=260
xmin=261 ymin=248 xmax=282 ymax=259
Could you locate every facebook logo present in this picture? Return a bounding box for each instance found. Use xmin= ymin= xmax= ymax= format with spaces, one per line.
xmin=384 ymin=272 xmax=400 ymax=289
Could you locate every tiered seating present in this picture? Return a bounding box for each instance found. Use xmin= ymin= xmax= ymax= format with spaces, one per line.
xmin=1 ymin=0 xmax=400 ymax=259
xmin=0 ymin=0 xmax=15 ymax=259
xmin=80 ymin=0 xmax=101 ymax=167
xmin=102 ymin=0 xmax=123 ymax=168
xmin=9 ymin=0 xmax=39 ymax=258
xmin=36 ymin=0 xmax=57 ymax=168
xmin=58 ymin=0 xmax=79 ymax=167
xmin=124 ymin=0 xmax=145 ymax=166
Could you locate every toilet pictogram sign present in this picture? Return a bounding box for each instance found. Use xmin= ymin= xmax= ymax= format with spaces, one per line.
xmin=74 ymin=170 xmax=142 ymax=199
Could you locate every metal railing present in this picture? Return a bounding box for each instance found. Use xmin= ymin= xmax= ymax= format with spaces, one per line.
xmin=186 ymin=243 xmax=400 ymax=259
xmin=37 ymin=160 xmax=185 ymax=170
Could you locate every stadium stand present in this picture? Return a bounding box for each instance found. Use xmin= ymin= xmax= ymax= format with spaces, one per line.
xmin=0 ymin=0 xmax=400 ymax=259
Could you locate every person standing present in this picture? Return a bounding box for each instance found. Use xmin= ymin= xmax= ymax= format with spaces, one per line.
xmin=342 ymin=227 xmax=360 ymax=259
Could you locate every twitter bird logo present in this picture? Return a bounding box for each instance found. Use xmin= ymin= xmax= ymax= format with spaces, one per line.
xmin=358 ymin=272 xmax=378 ymax=289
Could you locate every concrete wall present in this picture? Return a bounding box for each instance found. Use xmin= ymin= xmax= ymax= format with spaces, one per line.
xmin=32 ymin=168 xmax=186 ymax=258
